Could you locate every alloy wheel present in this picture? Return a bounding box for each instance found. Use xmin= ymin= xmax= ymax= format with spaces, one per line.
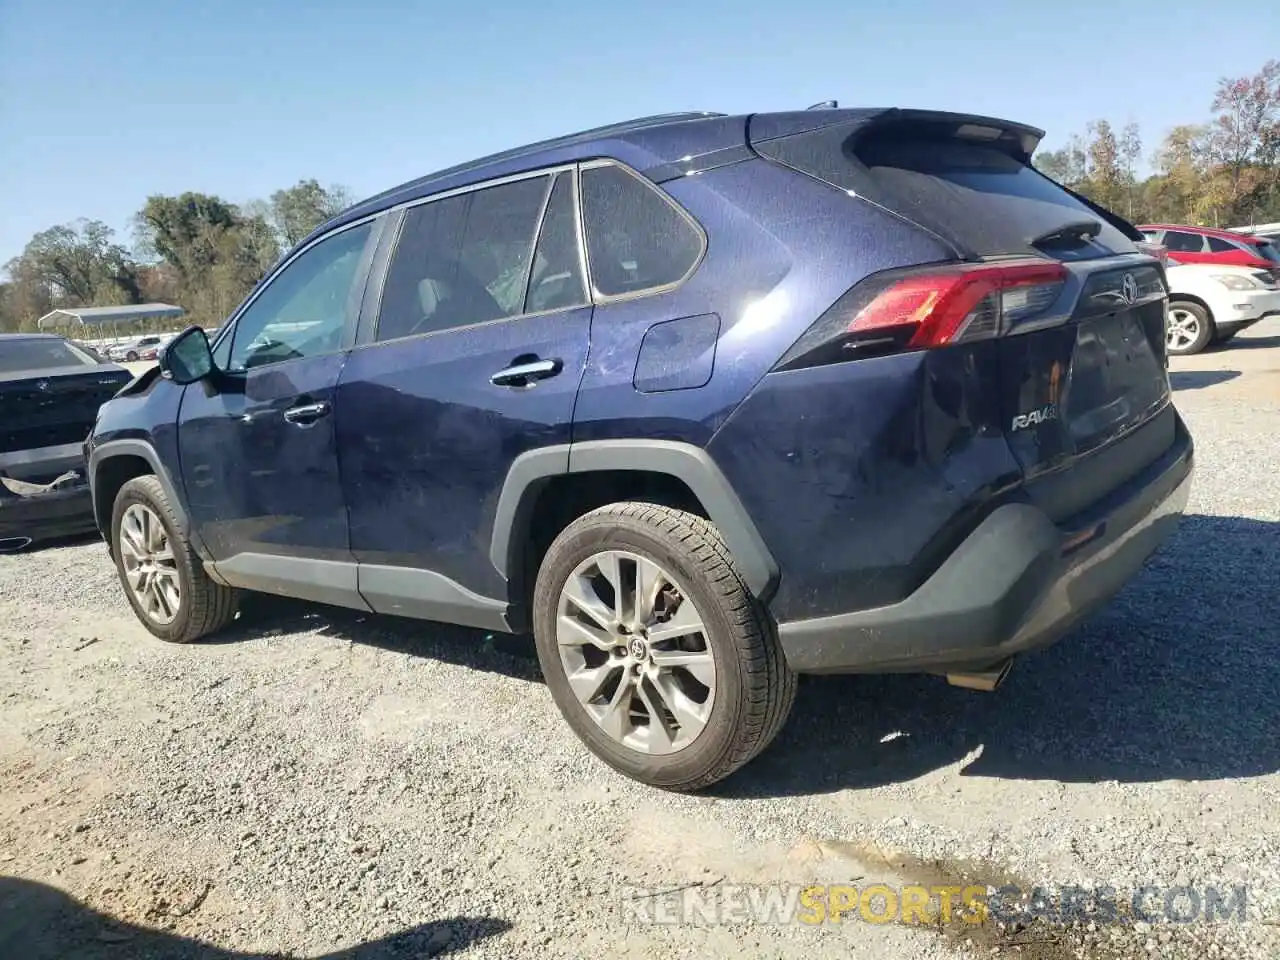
xmin=555 ymin=550 xmax=715 ymax=755
xmin=1166 ymin=307 xmax=1201 ymax=353
xmin=118 ymin=503 xmax=181 ymax=625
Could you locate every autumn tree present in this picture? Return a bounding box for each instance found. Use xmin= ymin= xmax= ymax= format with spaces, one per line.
xmin=134 ymin=193 xmax=281 ymax=327
xmin=268 ymin=179 xmax=353 ymax=249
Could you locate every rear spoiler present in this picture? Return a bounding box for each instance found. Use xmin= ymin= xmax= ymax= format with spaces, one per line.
xmin=748 ymin=107 xmax=1045 ymax=162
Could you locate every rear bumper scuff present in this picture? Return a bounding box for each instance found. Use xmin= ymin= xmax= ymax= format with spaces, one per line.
xmin=777 ymin=422 xmax=1194 ymax=674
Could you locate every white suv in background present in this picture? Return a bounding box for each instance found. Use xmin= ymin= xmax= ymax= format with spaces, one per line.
xmin=1164 ymin=261 xmax=1280 ymax=355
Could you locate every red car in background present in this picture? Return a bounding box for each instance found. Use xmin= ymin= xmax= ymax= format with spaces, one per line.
xmin=1139 ymin=223 xmax=1280 ymax=277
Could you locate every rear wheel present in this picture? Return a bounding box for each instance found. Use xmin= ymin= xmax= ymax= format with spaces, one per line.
xmin=1166 ymin=301 xmax=1213 ymax=356
xmin=532 ymin=502 xmax=795 ymax=791
xmin=111 ymin=475 xmax=238 ymax=643
xmin=125 ymin=350 xmax=139 ymax=362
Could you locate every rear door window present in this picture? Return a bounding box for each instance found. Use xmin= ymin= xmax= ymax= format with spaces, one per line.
xmin=377 ymin=175 xmax=550 ymax=341
xmin=579 ymin=162 xmax=704 ymax=298
xmin=524 ymin=171 xmax=588 ymax=314
xmin=1163 ymin=230 xmax=1207 ymax=253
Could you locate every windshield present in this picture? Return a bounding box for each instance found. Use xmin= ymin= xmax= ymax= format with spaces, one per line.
xmin=0 ymin=337 xmax=100 ymax=374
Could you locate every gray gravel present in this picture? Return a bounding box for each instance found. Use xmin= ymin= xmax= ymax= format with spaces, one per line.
xmin=2 ymin=322 xmax=1279 ymax=959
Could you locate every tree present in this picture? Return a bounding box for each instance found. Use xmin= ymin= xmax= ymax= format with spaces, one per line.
xmin=1119 ymin=123 xmax=1143 ymax=219
xmin=6 ymin=220 xmax=140 ymax=308
xmin=1035 ymin=134 xmax=1088 ymax=187
xmin=268 ymin=179 xmax=353 ymax=249
xmin=134 ymin=193 xmax=240 ymax=284
xmin=134 ymin=192 xmax=281 ymax=327
xmin=1202 ymin=59 xmax=1280 ymax=224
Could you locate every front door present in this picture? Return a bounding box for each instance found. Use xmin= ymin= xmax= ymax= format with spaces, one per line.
xmin=177 ymin=218 xmax=380 ymax=607
xmin=336 ymin=169 xmax=592 ymax=626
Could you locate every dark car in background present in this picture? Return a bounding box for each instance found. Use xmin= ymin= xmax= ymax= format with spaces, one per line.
xmin=0 ymin=333 xmax=133 ymax=549
xmin=87 ymin=107 xmax=1192 ymax=789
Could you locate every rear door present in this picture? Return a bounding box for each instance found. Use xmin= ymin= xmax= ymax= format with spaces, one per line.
xmin=753 ymin=111 xmax=1176 ymax=518
xmin=1206 ymin=234 xmax=1256 ymax=267
xmin=1162 ymin=229 xmax=1212 ymax=265
xmin=177 ymin=217 xmax=381 ymax=605
xmin=337 ymin=168 xmax=593 ymax=624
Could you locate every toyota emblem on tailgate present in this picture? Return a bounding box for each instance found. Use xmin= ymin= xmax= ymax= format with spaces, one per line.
xmin=1120 ymin=273 xmax=1138 ymax=304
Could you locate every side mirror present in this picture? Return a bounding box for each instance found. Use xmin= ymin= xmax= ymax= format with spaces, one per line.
xmin=159 ymin=326 xmax=215 ymax=385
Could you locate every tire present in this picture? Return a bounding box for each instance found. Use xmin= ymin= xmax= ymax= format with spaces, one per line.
xmin=111 ymin=475 xmax=238 ymax=643
xmin=1166 ymin=301 xmax=1214 ymax=356
xmin=125 ymin=351 xmax=139 ymax=362
xmin=532 ymin=502 xmax=796 ymax=791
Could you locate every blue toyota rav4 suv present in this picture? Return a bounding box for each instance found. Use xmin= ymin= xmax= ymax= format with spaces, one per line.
xmin=87 ymin=107 xmax=1193 ymax=790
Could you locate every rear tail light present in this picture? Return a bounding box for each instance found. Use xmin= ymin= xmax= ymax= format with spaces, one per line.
xmin=776 ymin=260 xmax=1067 ymax=370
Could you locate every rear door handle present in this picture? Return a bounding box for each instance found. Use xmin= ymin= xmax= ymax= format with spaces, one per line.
xmin=490 ymin=358 xmax=563 ymax=387
xmin=282 ymin=400 xmax=332 ymax=425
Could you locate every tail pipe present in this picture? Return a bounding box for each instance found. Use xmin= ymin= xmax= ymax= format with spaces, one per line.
xmin=0 ymin=536 xmax=33 ymax=554
xmin=946 ymin=658 xmax=1015 ymax=692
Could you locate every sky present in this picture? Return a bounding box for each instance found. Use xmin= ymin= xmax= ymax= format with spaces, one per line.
xmin=1 ymin=0 xmax=1276 ymax=267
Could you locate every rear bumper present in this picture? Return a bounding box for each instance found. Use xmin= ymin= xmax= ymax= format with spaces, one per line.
xmin=0 ymin=482 xmax=96 ymax=545
xmin=0 ymin=442 xmax=96 ymax=546
xmin=777 ymin=421 xmax=1194 ymax=674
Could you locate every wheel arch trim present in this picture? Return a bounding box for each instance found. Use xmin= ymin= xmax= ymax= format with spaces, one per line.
xmin=88 ymin=440 xmax=191 ymax=543
xmin=489 ymin=439 xmax=779 ymax=600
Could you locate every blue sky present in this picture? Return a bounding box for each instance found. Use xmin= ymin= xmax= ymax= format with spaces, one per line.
xmin=1 ymin=0 xmax=1275 ymax=266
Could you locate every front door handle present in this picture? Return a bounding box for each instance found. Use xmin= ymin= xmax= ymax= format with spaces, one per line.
xmin=490 ymin=358 xmax=563 ymax=387
xmin=282 ymin=400 xmax=332 ymax=425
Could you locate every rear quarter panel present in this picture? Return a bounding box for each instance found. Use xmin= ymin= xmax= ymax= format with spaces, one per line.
xmin=571 ymin=158 xmax=953 ymax=445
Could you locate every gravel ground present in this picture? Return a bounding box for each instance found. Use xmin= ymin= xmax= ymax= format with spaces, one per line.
xmin=3 ymin=323 xmax=1279 ymax=959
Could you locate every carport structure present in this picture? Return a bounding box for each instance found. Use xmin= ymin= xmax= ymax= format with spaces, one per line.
xmin=36 ymin=303 xmax=185 ymax=342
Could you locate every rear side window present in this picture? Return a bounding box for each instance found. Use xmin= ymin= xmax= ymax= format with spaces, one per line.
xmin=1253 ymin=240 xmax=1280 ymax=264
xmin=1163 ymin=230 xmax=1206 ymax=253
xmin=579 ymin=163 xmax=704 ymax=297
xmin=378 ymin=175 xmax=550 ymax=341
xmin=1207 ymin=236 xmax=1237 ymax=253
xmin=0 ymin=338 xmax=97 ymax=374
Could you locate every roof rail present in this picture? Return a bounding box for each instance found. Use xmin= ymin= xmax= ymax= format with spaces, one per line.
xmin=348 ymin=111 xmax=727 ymax=214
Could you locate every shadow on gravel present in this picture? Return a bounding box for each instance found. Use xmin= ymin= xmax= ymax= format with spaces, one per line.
xmin=206 ymin=594 xmax=542 ymax=683
xmin=0 ymin=875 xmax=511 ymax=959
xmin=1168 ymin=369 xmax=1240 ymax=390
xmin=719 ymin=514 xmax=1280 ymax=799
xmin=1217 ymin=332 xmax=1280 ymax=350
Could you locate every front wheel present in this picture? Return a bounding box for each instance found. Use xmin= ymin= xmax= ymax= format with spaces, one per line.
xmin=532 ymin=503 xmax=796 ymax=791
xmin=111 ymin=475 xmax=238 ymax=643
xmin=1166 ymin=301 xmax=1214 ymax=356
